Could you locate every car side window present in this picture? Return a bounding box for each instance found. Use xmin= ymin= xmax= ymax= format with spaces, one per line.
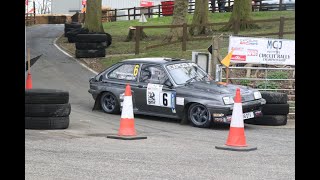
xmin=139 ymin=64 xmax=168 ymax=85
xmin=108 ymin=64 xmax=139 ymax=81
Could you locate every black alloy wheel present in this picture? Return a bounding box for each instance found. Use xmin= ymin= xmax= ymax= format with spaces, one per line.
xmin=188 ymin=103 xmax=212 ymax=128
xmin=100 ymin=92 xmax=120 ymax=114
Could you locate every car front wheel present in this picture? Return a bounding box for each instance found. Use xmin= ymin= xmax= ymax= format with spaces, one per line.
xmin=188 ymin=103 xmax=212 ymax=128
xmin=100 ymin=92 xmax=120 ymax=114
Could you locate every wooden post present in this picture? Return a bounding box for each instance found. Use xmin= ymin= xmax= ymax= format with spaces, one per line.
xmin=134 ymin=7 xmax=136 ymax=20
xmin=226 ymin=67 xmax=229 ymax=83
xmin=279 ymin=0 xmax=283 ymax=11
xmin=148 ymin=7 xmax=151 ymax=18
xmin=158 ymin=5 xmax=161 ymax=17
xmin=135 ymin=26 xmax=141 ymax=55
xmin=114 ymin=9 xmax=117 ymax=21
xmin=27 ymin=48 xmax=31 ymax=74
xmin=128 ymin=9 xmax=130 ymax=20
xmin=279 ymin=16 xmax=284 ymax=39
xmin=228 ymin=0 xmax=231 ymax=11
xmin=33 ymin=1 xmax=36 ymax=24
xmin=182 ymin=23 xmax=187 ymax=51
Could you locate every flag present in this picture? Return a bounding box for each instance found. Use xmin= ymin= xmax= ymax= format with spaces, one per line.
xmin=221 ymin=49 xmax=234 ymax=67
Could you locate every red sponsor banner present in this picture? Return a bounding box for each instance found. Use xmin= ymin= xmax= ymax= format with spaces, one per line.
xmin=82 ymin=0 xmax=87 ymax=6
xmin=247 ymin=49 xmax=258 ymax=56
xmin=231 ymin=55 xmax=246 ymax=61
xmin=28 ymin=8 xmax=34 ymax=13
xmin=140 ymin=0 xmax=154 ymax=7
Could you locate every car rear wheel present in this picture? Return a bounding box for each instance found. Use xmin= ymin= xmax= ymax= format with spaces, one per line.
xmin=100 ymin=92 xmax=120 ymax=114
xmin=188 ymin=103 xmax=212 ymax=128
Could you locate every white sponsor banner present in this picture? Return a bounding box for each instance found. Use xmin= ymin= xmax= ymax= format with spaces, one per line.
xmin=228 ymin=36 xmax=295 ymax=65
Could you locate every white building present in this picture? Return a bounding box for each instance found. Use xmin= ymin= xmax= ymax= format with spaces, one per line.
xmin=50 ymin=0 xmax=171 ymax=17
xmin=51 ymin=0 xmax=83 ymax=15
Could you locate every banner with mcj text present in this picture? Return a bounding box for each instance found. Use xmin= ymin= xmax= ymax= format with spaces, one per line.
xmin=228 ymin=36 xmax=295 ymax=65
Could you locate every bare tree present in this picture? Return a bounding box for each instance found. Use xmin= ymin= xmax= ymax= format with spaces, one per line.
xmin=189 ymin=0 xmax=209 ymax=35
xmin=222 ymin=0 xmax=258 ymax=31
xmin=36 ymin=0 xmax=51 ymax=14
xmin=165 ymin=0 xmax=189 ymax=42
xmin=84 ymin=0 xmax=104 ymax=33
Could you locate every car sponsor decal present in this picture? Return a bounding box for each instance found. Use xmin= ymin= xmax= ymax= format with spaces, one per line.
xmin=167 ymin=63 xmax=196 ymax=70
xmin=133 ymin=64 xmax=140 ymax=77
xmin=176 ymin=97 xmax=184 ymax=105
xmin=147 ymin=83 xmax=174 ymax=108
xmin=171 ymin=92 xmax=176 ymax=113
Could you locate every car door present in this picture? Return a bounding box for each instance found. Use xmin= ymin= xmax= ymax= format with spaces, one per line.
xmin=133 ymin=64 xmax=177 ymax=116
xmin=106 ymin=62 xmax=141 ymax=110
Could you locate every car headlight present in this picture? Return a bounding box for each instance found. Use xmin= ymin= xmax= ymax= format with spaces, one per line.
xmin=254 ymin=91 xmax=262 ymax=99
xmin=223 ymin=96 xmax=234 ymax=105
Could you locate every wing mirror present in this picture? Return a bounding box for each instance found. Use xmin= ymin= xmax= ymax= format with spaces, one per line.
xmin=89 ymin=76 xmax=95 ymax=82
xmin=164 ymin=79 xmax=173 ymax=88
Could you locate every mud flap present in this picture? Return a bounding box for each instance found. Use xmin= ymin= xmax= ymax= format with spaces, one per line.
xmin=92 ymin=99 xmax=101 ymax=111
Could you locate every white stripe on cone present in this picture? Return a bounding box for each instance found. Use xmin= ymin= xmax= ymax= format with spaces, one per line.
xmin=230 ymin=102 xmax=244 ymax=128
xmin=121 ymin=95 xmax=134 ymax=119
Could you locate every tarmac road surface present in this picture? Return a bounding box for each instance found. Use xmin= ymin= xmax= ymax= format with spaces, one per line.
xmin=25 ymin=24 xmax=295 ymax=180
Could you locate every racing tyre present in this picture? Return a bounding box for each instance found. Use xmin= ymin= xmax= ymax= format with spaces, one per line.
xmin=65 ymin=22 xmax=82 ymax=29
xmin=75 ymin=42 xmax=107 ymax=50
xmin=25 ymin=116 xmax=69 ymax=129
xmin=25 ymin=103 xmax=71 ymax=117
xmin=188 ymin=103 xmax=212 ymax=128
xmin=76 ymin=34 xmax=109 ymax=43
xmin=25 ymin=89 xmax=69 ymax=104
xmin=68 ymin=36 xmax=77 ymax=43
xmin=246 ymin=115 xmax=287 ymax=126
xmin=260 ymin=91 xmax=287 ymax=104
xmin=100 ymin=92 xmax=120 ymax=114
xmin=261 ymin=104 xmax=289 ymax=115
xmin=75 ymin=49 xmax=106 ymax=58
xmin=105 ymin=33 xmax=112 ymax=47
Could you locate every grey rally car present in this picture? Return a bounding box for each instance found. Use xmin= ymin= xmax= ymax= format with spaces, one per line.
xmin=88 ymin=57 xmax=266 ymax=128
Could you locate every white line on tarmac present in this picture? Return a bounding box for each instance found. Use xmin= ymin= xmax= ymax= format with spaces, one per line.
xmin=53 ymin=35 xmax=98 ymax=75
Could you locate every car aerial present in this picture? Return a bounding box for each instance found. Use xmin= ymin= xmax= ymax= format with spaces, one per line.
xmin=88 ymin=57 xmax=266 ymax=128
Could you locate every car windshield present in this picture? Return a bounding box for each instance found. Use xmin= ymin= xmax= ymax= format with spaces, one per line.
xmin=166 ymin=62 xmax=209 ymax=85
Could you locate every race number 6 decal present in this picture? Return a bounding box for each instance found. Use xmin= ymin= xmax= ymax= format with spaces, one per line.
xmin=133 ymin=64 xmax=140 ymax=77
xmin=162 ymin=93 xmax=168 ymax=106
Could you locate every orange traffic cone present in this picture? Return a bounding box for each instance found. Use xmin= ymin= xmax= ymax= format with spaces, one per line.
xmin=107 ymin=84 xmax=147 ymax=140
xmin=215 ymin=88 xmax=257 ymax=151
xmin=26 ymin=72 xmax=32 ymax=89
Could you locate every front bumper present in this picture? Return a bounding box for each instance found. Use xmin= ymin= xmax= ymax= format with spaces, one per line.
xmin=208 ymin=98 xmax=266 ymax=124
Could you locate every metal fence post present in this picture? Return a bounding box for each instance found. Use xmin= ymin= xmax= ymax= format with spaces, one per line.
xmin=33 ymin=1 xmax=36 ymax=25
xmin=279 ymin=16 xmax=285 ymax=39
xmin=135 ymin=26 xmax=141 ymax=55
xmin=114 ymin=9 xmax=117 ymax=21
xmin=158 ymin=5 xmax=161 ymax=17
xmin=134 ymin=7 xmax=136 ymax=20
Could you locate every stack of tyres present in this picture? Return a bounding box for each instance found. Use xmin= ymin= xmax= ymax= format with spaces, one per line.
xmin=245 ymin=91 xmax=289 ymax=126
xmin=75 ymin=33 xmax=112 ymax=58
xmin=25 ymin=89 xmax=71 ymax=130
xmin=66 ymin=28 xmax=89 ymax=43
xmin=64 ymin=22 xmax=82 ymax=42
